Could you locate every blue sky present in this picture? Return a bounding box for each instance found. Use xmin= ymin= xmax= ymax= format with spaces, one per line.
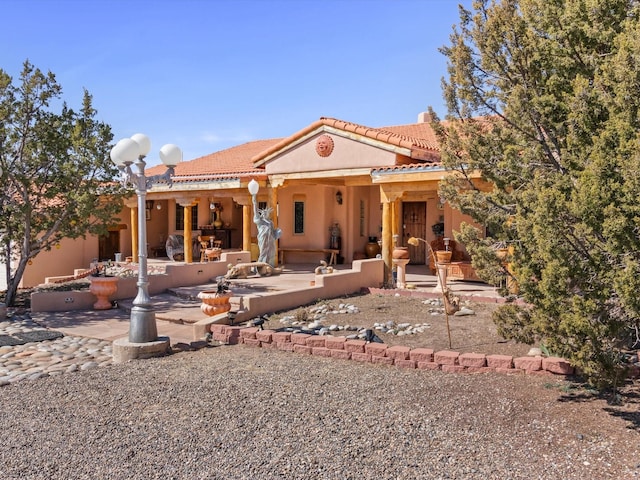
xmin=2 ymin=0 xmax=471 ymax=165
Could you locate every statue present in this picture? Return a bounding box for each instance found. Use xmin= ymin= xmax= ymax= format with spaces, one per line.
xmin=252 ymin=194 xmax=281 ymax=266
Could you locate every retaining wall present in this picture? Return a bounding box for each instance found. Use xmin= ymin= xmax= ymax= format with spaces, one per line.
xmin=208 ymin=323 xmax=578 ymax=377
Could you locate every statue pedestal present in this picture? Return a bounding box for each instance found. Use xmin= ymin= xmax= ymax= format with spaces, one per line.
xmin=432 ymin=263 xmax=449 ymax=293
xmin=392 ymin=258 xmax=410 ymax=289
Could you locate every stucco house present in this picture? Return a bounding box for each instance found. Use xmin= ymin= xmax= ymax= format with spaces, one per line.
xmin=17 ymin=111 xmax=485 ymax=288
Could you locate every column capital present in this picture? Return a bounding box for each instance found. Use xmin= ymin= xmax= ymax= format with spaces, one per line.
xmin=232 ymin=195 xmax=253 ymax=207
xmin=379 ymin=185 xmax=404 ymax=203
xmin=176 ymin=198 xmax=198 ymax=207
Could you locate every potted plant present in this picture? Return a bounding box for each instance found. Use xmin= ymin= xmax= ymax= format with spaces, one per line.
xmin=197 ymin=276 xmax=233 ymax=317
xmin=88 ymin=261 xmax=120 ymax=310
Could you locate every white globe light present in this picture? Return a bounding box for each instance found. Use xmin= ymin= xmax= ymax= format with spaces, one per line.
xmin=131 ymin=133 xmax=151 ymax=158
xmin=110 ymin=138 xmax=139 ymax=166
xmin=159 ymin=144 xmax=182 ymax=167
xmin=248 ymin=179 xmax=259 ymax=195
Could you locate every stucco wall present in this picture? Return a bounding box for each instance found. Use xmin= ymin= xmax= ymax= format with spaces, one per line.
xmin=446 ymin=207 xmax=485 ymax=258
xmin=270 ymin=183 xmax=383 ymax=264
xmin=265 ymin=134 xmax=396 ymax=175
xmin=21 ymin=235 xmax=100 ymax=288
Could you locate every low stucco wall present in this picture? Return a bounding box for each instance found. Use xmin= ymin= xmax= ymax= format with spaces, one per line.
xmin=30 ymin=252 xmax=250 ymax=313
xmin=232 ymin=259 xmax=383 ymax=323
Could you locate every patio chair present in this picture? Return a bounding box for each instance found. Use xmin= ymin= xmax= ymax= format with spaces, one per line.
xmin=198 ymin=235 xmax=211 ymax=262
xmin=166 ymin=234 xmax=185 ymax=261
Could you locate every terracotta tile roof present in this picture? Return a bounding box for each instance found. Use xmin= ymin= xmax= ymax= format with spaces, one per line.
xmin=378 ymin=122 xmax=441 ymax=151
xmin=251 ymin=117 xmax=442 ymax=165
xmin=144 ymin=117 xmax=446 ymax=181
xmin=371 ymin=163 xmax=446 ymax=175
xmin=145 ymin=138 xmax=281 ymax=182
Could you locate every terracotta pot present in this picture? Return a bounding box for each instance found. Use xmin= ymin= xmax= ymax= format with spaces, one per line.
xmin=197 ymin=290 xmax=232 ymax=317
xmin=365 ymin=242 xmax=381 ymax=258
xmin=89 ymin=276 xmax=119 ymax=310
xmin=435 ymin=250 xmax=452 ymax=263
xmin=392 ymin=247 xmax=410 ymax=259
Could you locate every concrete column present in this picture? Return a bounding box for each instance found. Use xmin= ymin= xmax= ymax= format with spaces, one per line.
xmin=393 ymin=258 xmax=410 ymax=288
xmin=433 ymin=263 xmax=449 ymax=293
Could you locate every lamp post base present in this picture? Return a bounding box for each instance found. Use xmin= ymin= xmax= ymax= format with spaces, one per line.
xmin=129 ymin=306 xmax=159 ymax=343
xmin=112 ymin=336 xmax=170 ymax=364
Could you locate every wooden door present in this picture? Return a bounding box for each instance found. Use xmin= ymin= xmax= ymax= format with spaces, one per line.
xmin=99 ymin=230 xmax=120 ymax=262
xmin=402 ymin=202 xmax=427 ymax=264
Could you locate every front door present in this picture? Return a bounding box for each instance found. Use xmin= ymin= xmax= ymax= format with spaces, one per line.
xmin=99 ymin=230 xmax=120 ymax=262
xmin=402 ymin=202 xmax=427 ymax=264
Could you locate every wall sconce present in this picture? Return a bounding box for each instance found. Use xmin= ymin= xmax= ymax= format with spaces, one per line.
xmin=156 ymin=202 xmax=162 ymax=210
xmin=145 ymin=200 xmax=154 ymax=210
xmin=335 ymin=190 xmax=343 ymax=205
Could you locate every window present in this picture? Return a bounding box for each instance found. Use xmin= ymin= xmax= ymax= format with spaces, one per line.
xmin=175 ymin=205 xmax=198 ymax=230
xmin=293 ymin=200 xmax=305 ymax=235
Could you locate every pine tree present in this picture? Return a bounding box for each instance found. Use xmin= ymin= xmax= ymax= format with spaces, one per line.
xmin=0 ymin=61 xmax=125 ymax=306
xmin=437 ymin=0 xmax=640 ymax=388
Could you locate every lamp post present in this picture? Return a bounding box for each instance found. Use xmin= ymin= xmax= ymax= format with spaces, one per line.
xmin=248 ymin=178 xmax=259 ymax=197
xmin=110 ymin=133 xmax=182 ymax=343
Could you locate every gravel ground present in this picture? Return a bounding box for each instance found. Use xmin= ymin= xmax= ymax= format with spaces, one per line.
xmin=0 ymin=345 xmax=638 ymax=479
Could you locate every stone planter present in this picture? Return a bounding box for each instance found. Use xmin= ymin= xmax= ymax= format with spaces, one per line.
xmin=392 ymin=247 xmax=410 ymax=259
xmin=89 ymin=276 xmax=119 ymax=310
xmin=197 ymin=290 xmax=232 ymax=317
xmin=435 ymin=250 xmax=452 ymax=263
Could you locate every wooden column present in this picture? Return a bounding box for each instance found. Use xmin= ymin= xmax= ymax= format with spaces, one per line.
xmin=242 ymin=202 xmax=252 ymax=252
xmin=184 ymin=204 xmax=193 ymax=263
xmin=391 ymin=198 xmax=397 ymax=244
xmin=177 ymin=199 xmax=197 ymax=263
xmin=382 ymin=200 xmax=393 ymax=287
xmin=379 ymin=187 xmax=403 ymax=287
xmin=128 ymin=202 xmax=139 ymax=263
xmin=269 ymin=186 xmax=279 ymax=266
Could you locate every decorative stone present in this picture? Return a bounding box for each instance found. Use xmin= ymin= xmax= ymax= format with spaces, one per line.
xmin=315 ymin=134 xmax=334 ymax=157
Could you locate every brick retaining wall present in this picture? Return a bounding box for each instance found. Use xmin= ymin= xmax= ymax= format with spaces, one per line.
xmin=210 ymin=324 xmax=579 ymax=377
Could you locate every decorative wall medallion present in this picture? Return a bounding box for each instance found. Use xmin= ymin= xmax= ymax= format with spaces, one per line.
xmin=315 ymin=134 xmax=334 ymax=157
